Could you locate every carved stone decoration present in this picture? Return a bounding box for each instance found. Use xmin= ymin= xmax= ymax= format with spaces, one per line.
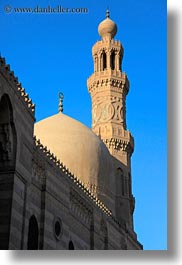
xmin=32 ymin=152 xmax=46 ymax=184
xmin=70 ymin=189 xmax=93 ymax=225
xmin=103 ymin=138 xmax=133 ymax=155
xmin=92 ymin=105 xmax=102 ymax=125
xmin=0 ymin=124 xmax=13 ymax=162
xmin=92 ymin=97 xmax=126 ymax=127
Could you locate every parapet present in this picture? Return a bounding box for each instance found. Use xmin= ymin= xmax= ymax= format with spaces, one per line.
xmin=0 ymin=56 xmax=35 ymax=118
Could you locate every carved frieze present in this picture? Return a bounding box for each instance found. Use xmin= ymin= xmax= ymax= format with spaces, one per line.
xmin=92 ymin=96 xmax=126 ymax=127
xmin=70 ymin=189 xmax=93 ymax=225
xmin=103 ymin=138 xmax=133 ymax=154
xmin=32 ymin=152 xmax=46 ymax=184
xmin=0 ymin=124 xmax=13 ymax=162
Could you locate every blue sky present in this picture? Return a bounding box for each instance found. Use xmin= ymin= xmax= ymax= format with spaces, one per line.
xmin=0 ymin=0 xmax=167 ymax=250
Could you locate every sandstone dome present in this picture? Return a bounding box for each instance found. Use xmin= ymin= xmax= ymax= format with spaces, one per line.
xmin=34 ymin=112 xmax=113 ymax=193
xmin=98 ymin=16 xmax=117 ymax=39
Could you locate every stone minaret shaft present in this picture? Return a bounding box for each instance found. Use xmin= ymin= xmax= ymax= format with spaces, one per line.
xmin=87 ymin=12 xmax=134 ymax=169
xmin=87 ymin=11 xmax=135 ymax=228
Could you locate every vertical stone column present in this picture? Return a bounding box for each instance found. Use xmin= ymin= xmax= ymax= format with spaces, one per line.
xmin=94 ymin=55 xmax=98 ymax=72
xmin=116 ymin=50 xmax=120 ymax=71
xmin=98 ymin=53 xmax=101 ymax=72
xmin=107 ymin=49 xmax=110 ymax=70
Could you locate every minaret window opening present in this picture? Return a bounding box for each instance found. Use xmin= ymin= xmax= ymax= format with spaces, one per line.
xmin=125 ymin=176 xmax=128 ymax=196
xmin=119 ymin=53 xmax=122 ymax=71
xmin=116 ymin=168 xmax=125 ymax=196
xmin=128 ymin=173 xmax=132 ymax=196
xmin=101 ymin=51 xmax=107 ymax=71
xmin=110 ymin=51 xmax=115 ymax=70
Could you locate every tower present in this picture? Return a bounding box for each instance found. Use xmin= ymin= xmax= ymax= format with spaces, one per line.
xmin=87 ymin=10 xmax=135 ymax=228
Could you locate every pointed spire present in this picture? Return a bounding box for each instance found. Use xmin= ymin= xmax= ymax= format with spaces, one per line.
xmin=106 ymin=7 xmax=110 ymax=18
xmin=58 ymin=92 xmax=64 ymax=113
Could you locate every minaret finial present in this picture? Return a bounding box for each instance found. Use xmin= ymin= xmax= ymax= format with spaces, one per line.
xmin=106 ymin=7 xmax=110 ymax=18
xmin=58 ymin=92 xmax=64 ymax=113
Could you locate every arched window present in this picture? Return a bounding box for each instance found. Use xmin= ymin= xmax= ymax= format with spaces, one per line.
xmin=68 ymin=240 xmax=75 ymax=250
xmin=0 ymin=94 xmax=17 ymax=167
xmin=101 ymin=51 xmax=107 ymax=71
xmin=119 ymin=55 xmax=122 ymax=71
xmin=110 ymin=51 xmax=115 ymax=70
xmin=116 ymin=168 xmax=125 ymax=196
xmin=0 ymin=94 xmax=17 ymax=249
xmin=128 ymin=173 xmax=132 ymax=196
xmin=27 ymin=215 xmax=39 ymax=250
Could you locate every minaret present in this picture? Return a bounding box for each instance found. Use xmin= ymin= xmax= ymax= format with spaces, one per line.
xmin=87 ymin=10 xmax=135 ymax=227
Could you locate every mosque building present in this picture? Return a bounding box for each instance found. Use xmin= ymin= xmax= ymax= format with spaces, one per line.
xmin=0 ymin=11 xmax=143 ymax=250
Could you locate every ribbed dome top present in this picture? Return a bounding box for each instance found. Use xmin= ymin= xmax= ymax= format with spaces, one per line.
xmin=34 ymin=113 xmax=113 ymax=192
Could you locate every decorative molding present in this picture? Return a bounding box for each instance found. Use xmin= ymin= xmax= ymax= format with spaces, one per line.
xmin=87 ymin=72 xmax=129 ymax=96
xmin=0 ymin=56 xmax=35 ymax=115
xmin=32 ymin=152 xmax=46 ymax=183
xmin=92 ymin=39 xmax=123 ymax=56
xmin=0 ymin=124 xmax=13 ymax=162
xmin=92 ymin=96 xmax=126 ymax=127
xmin=33 ymin=136 xmax=112 ymax=217
xmin=103 ymin=138 xmax=133 ymax=154
xmin=70 ymin=189 xmax=93 ymax=225
xmin=17 ymin=85 xmax=35 ymax=113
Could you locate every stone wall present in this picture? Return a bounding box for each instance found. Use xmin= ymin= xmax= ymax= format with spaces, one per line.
xmin=0 ymin=57 xmax=142 ymax=250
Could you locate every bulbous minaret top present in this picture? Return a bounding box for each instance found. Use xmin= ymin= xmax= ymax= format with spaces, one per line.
xmin=98 ymin=9 xmax=117 ymax=39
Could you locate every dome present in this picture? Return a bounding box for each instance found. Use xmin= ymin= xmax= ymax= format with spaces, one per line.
xmin=34 ymin=113 xmax=113 ymax=193
xmin=98 ymin=11 xmax=117 ymax=39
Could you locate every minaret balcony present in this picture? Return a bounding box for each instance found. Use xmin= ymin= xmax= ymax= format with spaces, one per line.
xmin=87 ymin=70 xmax=129 ymax=94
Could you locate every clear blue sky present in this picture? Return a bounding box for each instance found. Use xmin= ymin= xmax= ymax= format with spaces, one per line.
xmin=0 ymin=0 xmax=167 ymax=250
